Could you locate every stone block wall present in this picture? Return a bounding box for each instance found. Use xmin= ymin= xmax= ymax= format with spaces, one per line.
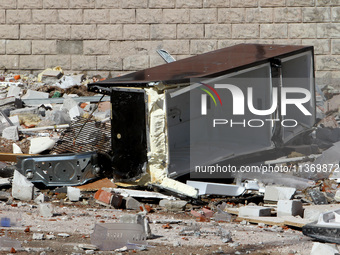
xmin=0 ymin=0 xmax=339 ymax=84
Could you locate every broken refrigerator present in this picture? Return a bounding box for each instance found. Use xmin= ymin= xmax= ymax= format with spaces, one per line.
xmin=88 ymin=44 xmax=316 ymax=192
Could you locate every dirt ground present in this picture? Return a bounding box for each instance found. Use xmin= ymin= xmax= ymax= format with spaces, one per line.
xmin=0 ymin=197 xmax=316 ymax=255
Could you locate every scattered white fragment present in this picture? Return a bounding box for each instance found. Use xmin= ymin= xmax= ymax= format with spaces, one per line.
xmin=2 ymin=126 xmax=19 ymax=141
xmin=310 ymin=242 xmax=339 ymax=255
xmin=29 ymin=137 xmax=55 ymax=154
xmin=238 ymin=206 xmax=271 ymax=217
xmin=67 ymin=187 xmax=81 ymax=202
xmin=58 ymin=233 xmax=70 ymax=238
xmin=7 ymin=85 xmax=21 ymax=98
xmin=264 ymin=186 xmax=296 ymax=202
xmin=34 ymin=193 xmax=46 ymax=204
xmin=12 ymin=143 xmax=22 ymax=154
xmin=115 ymin=246 xmax=128 ymax=252
xmin=9 ymin=115 xmax=20 ymax=126
xmin=68 ymin=105 xmax=83 ymax=120
xmin=277 ymin=200 xmax=303 ymax=217
xmin=32 ymin=233 xmax=45 ymax=240
xmin=39 ymin=203 xmax=53 ymax=217
xmin=12 ymin=170 xmax=34 ymax=201
xmin=21 ymin=89 xmax=49 ymax=99
xmin=78 ymin=244 xmax=99 ymax=250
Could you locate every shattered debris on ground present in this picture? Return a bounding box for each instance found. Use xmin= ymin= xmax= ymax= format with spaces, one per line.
xmin=2 ymin=46 xmax=340 ymax=254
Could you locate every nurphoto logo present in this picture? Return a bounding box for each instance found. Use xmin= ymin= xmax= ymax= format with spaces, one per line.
xmin=200 ymin=83 xmax=312 ymax=128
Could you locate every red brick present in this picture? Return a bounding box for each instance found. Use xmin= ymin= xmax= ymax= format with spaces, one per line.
xmin=94 ymin=189 xmax=112 ymax=204
xmin=202 ymin=207 xmax=214 ymax=218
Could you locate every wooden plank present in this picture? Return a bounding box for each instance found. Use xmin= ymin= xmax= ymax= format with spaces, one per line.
xmin=225 ymin=208 xmax=239 ymax=215
xmin=0 ymin=153 xmax=39 ymax=162
xmin=282 ymin=216 xmax=312 ymax=228
xmin=236 ymin=216 xmax=285 ymax=226
xmin=225 ymin=206 xmax=311 ymax=228
xmin=226 ymin=206 xmax=276 ymax=216
xmin=75 ymin=178 xmax=116 ymax=191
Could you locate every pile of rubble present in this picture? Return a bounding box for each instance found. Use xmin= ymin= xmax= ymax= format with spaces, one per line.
xmin=0 ymin=68 xmax=110 ymax=155
xmin=1 ymin=69 xmax=340 ymax=254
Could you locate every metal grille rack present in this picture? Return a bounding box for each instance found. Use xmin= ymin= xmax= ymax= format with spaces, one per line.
xmin=51 ymin=116 xmax=111 ymax=155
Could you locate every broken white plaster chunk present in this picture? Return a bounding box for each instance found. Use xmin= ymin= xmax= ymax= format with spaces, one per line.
xmin=58 ymin=233 xmax=70 ymax=238
xmin=303 ymin=205 xmax=336 ymax=221
xmin=334 ymin=189 xmax=340 ymax=202
xmin=29 ymin=137 xmax=55 ymax=154
xmin=12 ymin=143 xmax=22 ymax=154
xmin=39 ymin=203 xmax=53 ymax=217
xmin=32 ymin=233 xmax=45 ymax=240
xmin=21 ymin=89 xmax=49 ymax=99
xmin=310 ymin=242 xmax=339 ymax=255
xmin=159 ymin=199 xmax=187 ymax=212
xmin=71 ymin=74 xmax=85 ymax=84
xmin=78 ymin=244 xmax=99 ymax=251
xmin=46 ymin=234 xmax=56 ymax=240
xmin=124 ymin=196 xmax=141 ymax=210
xmin=7 ymin=85 xmax=21 ymax=98
xmin=56 ymin=75 xmax=81 ymax=89
xmin=68 ymin=105 xmax=83 ymax=120
xmin=160 ymin=178 xmax=198 ymax=198
xmin=277 ymin=200 xmax=303 ymax=217
xmin=92 ymin=110 xmax=110 ymax=121
xmin=34 ymin=193 xmax=47 ymax=204
xmin=238 ymin=206 xmax=272 ymax=217
xmin=264 ymin=186 xmax=296 ymax=202
xmin=12 ymin=170 xmax=34 ymax=201
xmin=62 ymin=97 xmax=78 ymax=111
xmin=10 ymin=107 xmax=39 ymax=116
xmin=9 ymin=115 xmax=19 ymax=126
xmin=63 ymin=93 xmax=78 ymax=98
xmin=2 ymin=126 xmax=19 ymax=141
xmin=42 ymin=69 xmax=63 ymax=78
xmin=67 ymin=187 xmax=81 ymax=202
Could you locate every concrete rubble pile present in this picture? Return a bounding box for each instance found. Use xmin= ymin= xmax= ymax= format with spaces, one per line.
xmin=1 ymin=69 xmax=340 ymax=254
xmin=0 ymin=69 xmax=110 ymax=155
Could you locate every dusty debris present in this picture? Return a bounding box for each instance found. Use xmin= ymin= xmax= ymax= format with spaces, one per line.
xmin=277 ymin=200 xmax=303 ymax=217
xmin=57 ymin=233 xmax=70 ymax=238
xmin=2 ymin=126 xmax=19 ymax=141
xmin=39 ymin=203 xmax=53 ymax=217
xmin=159 ymin=199 xmax=187 ymax=212
xmin=67 ymin=187 xmax=81 ymax=202
xmin=12 ymin=170 xmax=33 ymax=201
xmin=0 ymin=44 xmax=340 ymax=253
xmin=264 ymin=186 xmax=296 ymax=202
xmin=238 ymin=206 xmax=272 ymax=217
xmin=78 ymin=244 xmax=99 ymax=251
xmin=32 ymin=233 xmax=45 ymax=240
xmin=187 ymin=180 xmax=246 ymax=197
xmin=308 ymin=188 xmax=328 ymax=205
xmin=28 ymin=137 xmax=55 ymax=154
xmin=34 ymin=193 xmax=48 ymax=204
xmin=91 ymin=222 xmax=147 ymax=251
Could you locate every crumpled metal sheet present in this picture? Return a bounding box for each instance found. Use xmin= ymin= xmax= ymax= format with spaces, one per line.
xmin=16 ymin=152 xmax=100 ymax=186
